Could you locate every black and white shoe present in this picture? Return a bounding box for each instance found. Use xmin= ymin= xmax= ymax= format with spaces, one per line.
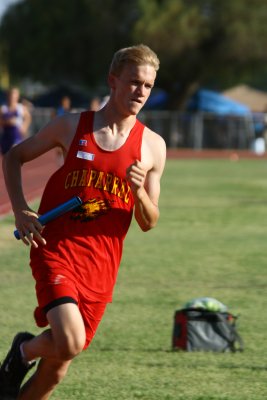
xmin=0 ymin=332 xmax=36 ymax=399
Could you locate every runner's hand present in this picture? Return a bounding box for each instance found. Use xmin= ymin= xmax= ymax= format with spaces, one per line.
xmin=14 ymin=209 xmax=46 ymax=248
xmin=126 ymin=160 xmax=147 ymax=195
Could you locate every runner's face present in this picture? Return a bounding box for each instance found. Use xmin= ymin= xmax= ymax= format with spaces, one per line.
xmin=112 ymin=63 xmax=156 ymax=116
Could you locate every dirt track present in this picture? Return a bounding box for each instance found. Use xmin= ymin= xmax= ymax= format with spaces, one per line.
xmin=0 ymin=150 xmax=59 ymax=217
xmin=1 ymin=149 xmax=266 ymax=217
xmin=167 ymin=148 xmax=267 ymax=159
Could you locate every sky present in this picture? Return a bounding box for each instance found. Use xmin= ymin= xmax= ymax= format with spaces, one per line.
xmin=0 ymin=0 xmax=20 ymax=21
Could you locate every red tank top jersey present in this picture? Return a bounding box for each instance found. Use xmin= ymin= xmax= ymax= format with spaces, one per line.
xmin=30 ymin=111 xmax=144 ymax=302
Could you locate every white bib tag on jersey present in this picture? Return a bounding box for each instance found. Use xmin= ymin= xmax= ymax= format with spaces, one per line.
xmin=76 ymin=150 xmax=95 ymax=161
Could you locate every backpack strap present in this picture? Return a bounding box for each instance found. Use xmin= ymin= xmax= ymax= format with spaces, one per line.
xmin=215 ymin=313 xmax=244 ymax=352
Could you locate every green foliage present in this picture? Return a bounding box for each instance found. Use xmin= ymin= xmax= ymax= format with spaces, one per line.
xmin=0 ymin=0 xmax=138 ymax=87
xmin=0 ymin=159 xmax=267 ymax=399
xmin=134 ymin=0 xmax=267 ymax=101
xmin=2 ymin=0 xmax=267 ymax=97
xmin=134 ymin=0 xmax=208 ymax=58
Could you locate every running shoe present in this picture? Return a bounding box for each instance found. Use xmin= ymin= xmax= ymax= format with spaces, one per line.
xmin=0 ymin=332 xmax=36 ymax=399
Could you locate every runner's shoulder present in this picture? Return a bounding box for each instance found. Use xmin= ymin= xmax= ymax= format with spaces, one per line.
xmin=143 ymin=125 xmax=166 ymax=151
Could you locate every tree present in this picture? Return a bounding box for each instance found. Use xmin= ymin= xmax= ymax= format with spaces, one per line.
xmin=133 ymin=0 xmax=267 ymax=108
xmin=2 ymin=0 xmax=267 ymax=109
xmin=0 ymin=0 xmax=139 ymax=89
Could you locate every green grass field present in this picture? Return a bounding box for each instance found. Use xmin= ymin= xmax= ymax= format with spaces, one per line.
xmin=1 ymin=158 xmax=267 ymax=399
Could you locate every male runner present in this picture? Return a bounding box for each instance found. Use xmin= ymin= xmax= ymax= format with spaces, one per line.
xmin=0 ymin=44 xmax=166 ymax=399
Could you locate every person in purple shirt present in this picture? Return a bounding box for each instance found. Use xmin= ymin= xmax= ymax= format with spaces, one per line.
xmin=0 ymin=87 xmax=31 ymax=154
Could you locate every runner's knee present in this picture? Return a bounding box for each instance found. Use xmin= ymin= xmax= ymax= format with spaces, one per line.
xmin=47 ymin=302 xmax=86 ymax=360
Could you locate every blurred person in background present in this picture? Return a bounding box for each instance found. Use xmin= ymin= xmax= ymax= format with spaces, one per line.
xmin=0 ymin=87 xmax=32 ymax=155
xmin=55 ymin=95 xmax=72 ymax=117
xmin=89 ymin=96 xmax=101 ymax=111
xmin=53 ymin=95 xmax=72 ymax=165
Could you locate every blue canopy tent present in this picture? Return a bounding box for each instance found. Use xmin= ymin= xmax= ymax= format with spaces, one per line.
xmin=142 ymin=87 xmax=250 ymax=114
xmin=187 ymin=89 xmax=251 ymax=115
xmin=185 ymin=89 xmax=255 ymax=149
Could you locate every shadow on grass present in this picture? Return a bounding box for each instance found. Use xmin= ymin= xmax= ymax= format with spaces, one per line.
xmin=97 ymin=347 xmax=172 ymax=353
xmin=97 ymin=347 xmax=267 ymax=372
xmin=219 ymin=363 xmax=267 ymax=371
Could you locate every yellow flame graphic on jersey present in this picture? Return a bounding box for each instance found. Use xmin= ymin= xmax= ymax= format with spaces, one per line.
xmin=71 ymin=198 xmax=112 ymax=222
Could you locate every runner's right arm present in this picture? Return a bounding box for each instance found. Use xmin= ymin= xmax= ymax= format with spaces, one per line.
xmin=2 ymin=113 xmax=79 ymax=247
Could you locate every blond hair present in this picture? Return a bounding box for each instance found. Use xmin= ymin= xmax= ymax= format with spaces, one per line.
xmin=109 ymin=44 xmax=160 ymax=76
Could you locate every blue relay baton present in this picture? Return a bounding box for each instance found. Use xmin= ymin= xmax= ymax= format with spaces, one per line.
xmin=14 ymin=196 xmax=82 ymax=240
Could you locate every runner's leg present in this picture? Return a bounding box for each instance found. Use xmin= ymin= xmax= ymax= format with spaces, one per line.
xmin=18 ymin=303 xmax=86 ymax=400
